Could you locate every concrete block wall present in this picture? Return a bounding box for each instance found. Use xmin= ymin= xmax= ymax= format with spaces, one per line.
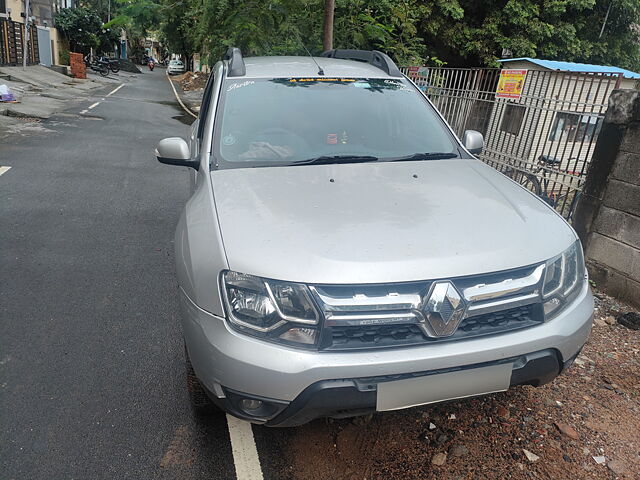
xmin=574 ymin=89 xmax=640 ymax=307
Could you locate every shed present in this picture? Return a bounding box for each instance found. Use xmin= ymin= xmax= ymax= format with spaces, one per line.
xmin=483 ymin=57 xmax=639 ymax=180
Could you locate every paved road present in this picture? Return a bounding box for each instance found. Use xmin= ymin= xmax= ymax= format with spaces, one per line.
xmin=1 ymin=70 xmax=242 ymax=479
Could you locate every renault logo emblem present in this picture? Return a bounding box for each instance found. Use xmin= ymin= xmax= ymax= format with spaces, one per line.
xmin=420 ymin=281 xmax=466 ymax=337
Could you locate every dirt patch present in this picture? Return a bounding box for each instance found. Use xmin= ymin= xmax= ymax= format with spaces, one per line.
xmin=159 ymin=425 xmax=195 ymax=469
xmin=286 ymin=290 xmax=640 ymax=479
xmin=170 ymin=71 xmax=209 ymax=91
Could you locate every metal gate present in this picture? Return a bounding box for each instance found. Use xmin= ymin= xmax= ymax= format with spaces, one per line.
xmin=0 ymin=18 xmax=40 ymax=66
xmin=36 ymin=26 xmax=52 ymax=66
xmin=401 ymin=66 xmax=623 ymax=220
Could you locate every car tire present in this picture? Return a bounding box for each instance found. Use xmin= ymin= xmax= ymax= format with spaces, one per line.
xmin=184 ymin=344 xmax=219 ymax=416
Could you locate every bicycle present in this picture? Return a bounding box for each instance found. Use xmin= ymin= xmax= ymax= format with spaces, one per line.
xmin=503 ymin=155 xmax=583 ymax=221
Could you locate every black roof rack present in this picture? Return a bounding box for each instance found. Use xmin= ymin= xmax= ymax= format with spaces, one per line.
xmin=321 ymin=49 xmax=402 ymax=77
xmin=224 ymin=47 xmax=246 ymax=77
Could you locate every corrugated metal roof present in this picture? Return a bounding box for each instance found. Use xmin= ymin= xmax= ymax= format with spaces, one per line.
xmin=500 ymin=57 xmax=640 ymax=79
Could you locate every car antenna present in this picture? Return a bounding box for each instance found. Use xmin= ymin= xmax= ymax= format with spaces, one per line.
xmin=302 ymin=44 xmax=324 ymax=76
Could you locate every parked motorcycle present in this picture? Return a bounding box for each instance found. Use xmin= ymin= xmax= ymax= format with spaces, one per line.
xmin=98 ymin=56 xmax=120 ymax=73
xmin=84 ymin=55 xmax=109 ymax=77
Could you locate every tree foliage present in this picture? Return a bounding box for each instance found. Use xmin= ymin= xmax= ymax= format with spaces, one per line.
xmin=54 ymin=7 xmax=103 ymax=52
xmin=103 ymin=0 xmax=640 ymax=71
xmin=55 ymin=4 xmax=123 ymax=55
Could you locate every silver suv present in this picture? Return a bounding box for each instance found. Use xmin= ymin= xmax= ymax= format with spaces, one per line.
xmin=156 ymin=48 xmax=593 ymax=426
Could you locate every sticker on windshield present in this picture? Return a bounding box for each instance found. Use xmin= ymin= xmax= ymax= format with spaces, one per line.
xmin=288 ymin=78 xmax=356 ymax=83
xmin=223 ymin=134 xmax=237 ymax=145
xmin=227 ymin=80 xmax=255 ymax=92
xmin=353 ymin=81 xmax=371 ymax=88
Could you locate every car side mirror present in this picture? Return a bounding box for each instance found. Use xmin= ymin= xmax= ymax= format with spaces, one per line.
xmin=155 ymin=137 xmax=198 ymax=170
xmin=462 ymin=130 xmax=484 ymax=155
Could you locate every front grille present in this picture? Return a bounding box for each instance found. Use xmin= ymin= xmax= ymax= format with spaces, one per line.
xmin=321 ymin=304 xmax=542 ymax=351
xmin=329 ymin=324 xmax=426 ymax=349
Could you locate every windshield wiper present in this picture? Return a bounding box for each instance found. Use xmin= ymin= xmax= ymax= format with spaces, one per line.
xmin=390 ymin=152 xmax=459 ymax=162
xmin=293 ymin=155 xmax=379 ymax=165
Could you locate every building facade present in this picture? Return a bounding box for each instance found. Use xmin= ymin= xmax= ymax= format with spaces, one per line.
xmin=1 ymin=0 xmax=74 ymax=66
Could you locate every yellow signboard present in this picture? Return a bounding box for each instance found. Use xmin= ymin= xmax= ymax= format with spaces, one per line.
xmin=496 ymin=69 xmax=527 ymax=98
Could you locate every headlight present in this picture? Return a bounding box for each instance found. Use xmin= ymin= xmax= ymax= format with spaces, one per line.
xmin=542 ymin=240 xmax=586 ymax=319
xmin=221 ymin=271 xmax=320 ymax=348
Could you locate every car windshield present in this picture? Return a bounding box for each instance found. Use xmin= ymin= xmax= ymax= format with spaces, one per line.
xmin=213 ymin=77 xmax=459 ymax=168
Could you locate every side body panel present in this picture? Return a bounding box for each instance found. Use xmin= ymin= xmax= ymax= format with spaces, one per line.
xmin=175 ymin=62 xmax=228 ymax=316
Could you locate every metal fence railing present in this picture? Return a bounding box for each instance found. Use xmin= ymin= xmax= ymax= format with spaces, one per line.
xmin=401 ymin=66 xmax=624 ymax=220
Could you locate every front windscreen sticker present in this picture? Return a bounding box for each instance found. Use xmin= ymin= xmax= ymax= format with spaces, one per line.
xmin=223 ymin=134 xmax=237 ymax=145
xmin=289 ymin=78 xmax=356 ymax=83
xmin=227 ymin=80 xmax=255 ymax=92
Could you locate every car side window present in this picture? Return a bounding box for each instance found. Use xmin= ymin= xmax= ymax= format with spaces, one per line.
xmin=197 ymin=72 xmax=216 ymax=142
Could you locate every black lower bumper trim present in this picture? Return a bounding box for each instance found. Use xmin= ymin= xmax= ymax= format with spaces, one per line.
xmin=210 ymin=348 xmax=573 ymax=427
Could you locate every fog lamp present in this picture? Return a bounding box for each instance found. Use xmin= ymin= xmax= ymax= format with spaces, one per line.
xmin=240 ymin=399 xmax=263 ymax=411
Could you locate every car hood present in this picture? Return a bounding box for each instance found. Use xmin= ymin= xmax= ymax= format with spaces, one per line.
xmin=210 ymin=159 xmax=576 ymax=284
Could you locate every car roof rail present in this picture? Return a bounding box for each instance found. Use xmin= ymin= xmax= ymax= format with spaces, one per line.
xmin=321 ymin=49 xmax=402 ymax=77
xmin=224 ymin=47 xmax=246 ymax=77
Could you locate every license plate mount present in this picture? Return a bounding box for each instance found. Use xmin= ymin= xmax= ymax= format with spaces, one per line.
xmin=376 ymin=363 xmax=512 ymax=411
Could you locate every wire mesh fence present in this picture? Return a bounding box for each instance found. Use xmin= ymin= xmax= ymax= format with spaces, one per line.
xmin=401 ymin=66 xmax=624 ymax=220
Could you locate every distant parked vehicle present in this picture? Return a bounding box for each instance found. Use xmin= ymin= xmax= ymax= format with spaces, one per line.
xmin=167 ymin=59 xmax=185 ymax=75
xmin=98 ymin=56 xmax=120 ymax=73
xmin=84 ymin=55 xmax=109 ymax=77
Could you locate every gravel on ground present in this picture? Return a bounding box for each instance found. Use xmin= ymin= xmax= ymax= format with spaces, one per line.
xmin=283 ymin=289 xmax=639 ymax=480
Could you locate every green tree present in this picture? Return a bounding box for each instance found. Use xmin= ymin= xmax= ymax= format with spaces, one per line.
xmin=103 ymin=0 xmax=162 ymax=61
xmin=54 ymin=7 xmax=103 ymax=53
xmin=106 ymin=0 xmax=640 ymax=72
xmin=416 ymin=0 xmax=640 ymax=70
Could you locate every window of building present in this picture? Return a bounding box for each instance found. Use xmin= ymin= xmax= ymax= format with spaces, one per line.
xmin=0 ymin=0 xmax=6 ymax=14
xmin=548 ymin=112 xmax=602 ymax=142
xmin=500 ymin=103 xmax=526 ymax=135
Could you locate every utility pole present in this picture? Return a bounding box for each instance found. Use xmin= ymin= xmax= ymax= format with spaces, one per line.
xmin=22 ymin=0 xmax=30 ymax=70
xmin=322 ymin=0 xmax=335 ymax=52
xmin=599 ymin=2 xmax=612 ymax=39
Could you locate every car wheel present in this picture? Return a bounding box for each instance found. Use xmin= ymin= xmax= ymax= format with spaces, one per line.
xmin=184 ymin=344 xmax=219 ymax=416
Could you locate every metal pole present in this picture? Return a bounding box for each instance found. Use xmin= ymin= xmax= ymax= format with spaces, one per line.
xmin=22 ymin=0 xmax=30 ymax=70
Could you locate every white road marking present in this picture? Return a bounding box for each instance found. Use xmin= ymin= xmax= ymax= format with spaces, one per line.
xmin=106 ymin=84 xmax=125 ymax=97
xmin=88 ymin=102 xmax=100 ymax=110
xmin=0 ymin=166 xmax=11 ymax=176
xmin=226 ymin=414 xmax=264 ymax=480
xmin=166 ymin=71 xmax=198 ymax=118
xmin=80 ymin=109 xmax=88 ymax=114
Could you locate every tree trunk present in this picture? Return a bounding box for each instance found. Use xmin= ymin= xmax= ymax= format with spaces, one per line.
xmin=322 ymin=0 xmax=335 ymax=52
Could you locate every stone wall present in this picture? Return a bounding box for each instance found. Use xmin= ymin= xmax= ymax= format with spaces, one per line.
xmin=574 ymin=89 xmax=640 ymax=307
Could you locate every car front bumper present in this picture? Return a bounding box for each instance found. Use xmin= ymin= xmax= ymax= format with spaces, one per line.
xmin=179 ymin=284 xmax=593 ymax=425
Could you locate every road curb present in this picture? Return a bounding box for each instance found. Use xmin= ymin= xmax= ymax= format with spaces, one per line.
xmin=166 ymin=71 xmax=198 ymax=119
